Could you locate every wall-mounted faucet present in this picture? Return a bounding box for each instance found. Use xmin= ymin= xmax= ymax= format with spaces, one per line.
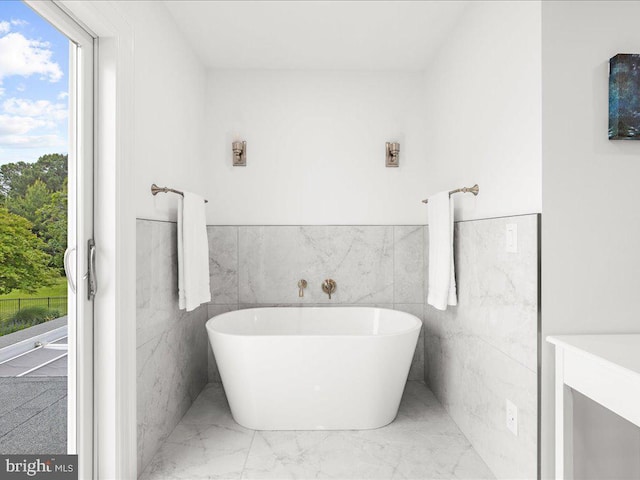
xmin=298 ymin=279 xmax=307 ymax=297
xmin=322 ymin=279 xmax=336 ymax=300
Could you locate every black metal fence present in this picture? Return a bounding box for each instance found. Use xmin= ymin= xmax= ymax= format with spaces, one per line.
xmin=0 ymin=297 xmax=68 ymax=321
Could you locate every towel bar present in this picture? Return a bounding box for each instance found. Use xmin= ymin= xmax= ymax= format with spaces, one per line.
xmin=151 ymin=184 xmax=208 ymax=203
xmin=421 ymin=184 xmax=479 ymax=204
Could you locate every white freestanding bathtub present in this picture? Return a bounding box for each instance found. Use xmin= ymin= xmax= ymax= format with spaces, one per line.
xmin=205 ymin=307 xmax=421 ymax=430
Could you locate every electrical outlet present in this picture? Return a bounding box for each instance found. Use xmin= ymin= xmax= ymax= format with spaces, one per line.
xmin=506 ymin=399 xmax=518 ymax=436
xmin=506 ymin=223 xmax=518 ymax=253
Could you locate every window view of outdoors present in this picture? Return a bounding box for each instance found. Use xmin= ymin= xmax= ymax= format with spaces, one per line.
xmin=0 ymin=2 xmax=68 ymax=336
xmin=0 ymin=1 xmax=69 ymax=454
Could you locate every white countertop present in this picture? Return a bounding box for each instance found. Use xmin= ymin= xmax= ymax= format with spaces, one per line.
xmin=548 ymin=334 xmax=640 ymax=478
xmin=547 ymin=334 xmax=640 ymax=379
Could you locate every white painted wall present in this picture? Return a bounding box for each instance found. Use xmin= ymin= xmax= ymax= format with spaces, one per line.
xmin=541 ymin=1 xmax=640 ymax=478
xmin=572 ymin=392 xmax=640 ymax=479
xmin=204 ymin=70 xmax=427 ymax=225
xmin=203 ymin=2 xmax=541 ymax=227
xmin=124 ymin=2 xmax=207 ymax=222
xmin=164 ymin=1 xmax=469 ymax=71
xmin=422 ymin=1 xmax=542 ymax=222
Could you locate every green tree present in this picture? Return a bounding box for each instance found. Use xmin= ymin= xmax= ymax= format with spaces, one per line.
xmin=8 ymin=179 xmax=52 ymax=229
xmin=0 ymin=207 xmax=57 ymax=294
xmin=0 ymin=153 xmax=67 ymax=201
xmin=35 ymin=181 xmax=67 ymax=274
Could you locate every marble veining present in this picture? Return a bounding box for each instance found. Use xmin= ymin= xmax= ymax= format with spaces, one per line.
xmin=137 ymin=220 xmax=210 ymax=474
xmin=207 ymin=227 xmax=238 ymax=305
xmin=137 ymin=221 xmax=182 ymax=348
xmin=452 ymin=216 xmax=538 ymax=372
xmin=139 ymin=382 xmax=494 ymax=480
xmin=394 ymin=226 xmax=424 ymax=304
xmin=238 ymin=226 xmax=394 ymax=305
xmin=423 ymin=215 xmax=539 ymax=480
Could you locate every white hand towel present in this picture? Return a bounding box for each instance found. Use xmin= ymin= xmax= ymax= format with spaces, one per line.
xmin=427 ymin=191 xmax=457 ymax=311
xmin=177 ymin=192 xmax=211 ymax=312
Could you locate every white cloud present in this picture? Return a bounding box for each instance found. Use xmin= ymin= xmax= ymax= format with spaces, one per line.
xmin=3 ymin=98 xmax=67 ymax=123
xmin=0 ymin=19 xmax=65 ymax=155
xmin=0 ymin=32 xmax=63 ymax=83
xmin=0 ymin=19 xmax=27 ymax=36
xmin=0 ymin=133 xmax=64 ymax=149
xmin=0 ymin=97 xmax=67 ymax=150
xmin=0 ymin=113 xmax=50 ymax=136
xmin=57 ymin=91 xmax=68 ymax=101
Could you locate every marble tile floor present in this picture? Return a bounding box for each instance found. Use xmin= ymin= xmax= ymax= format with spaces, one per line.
xmin=139 ymin=381 xmax=494 ymax=480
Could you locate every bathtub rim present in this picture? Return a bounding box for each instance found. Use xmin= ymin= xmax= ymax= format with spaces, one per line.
xmin=205 ymin=306 xmax=422 ymax=339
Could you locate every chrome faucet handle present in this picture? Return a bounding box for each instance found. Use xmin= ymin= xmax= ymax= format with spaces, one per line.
xmin=298 ymin=279 xmax=307 ymax=297
xmin=322 ymin=279 xmax=336 ymax=300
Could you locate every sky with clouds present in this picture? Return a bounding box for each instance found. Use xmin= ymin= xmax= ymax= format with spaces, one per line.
xmin=0 ymin=1 xmax=68 ymax=166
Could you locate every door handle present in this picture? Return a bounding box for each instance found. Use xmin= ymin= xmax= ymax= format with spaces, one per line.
xmin=63 ymin=247 xmax=77 ymax=294
xmin=88 ymin=239 xmax=97 ymax=300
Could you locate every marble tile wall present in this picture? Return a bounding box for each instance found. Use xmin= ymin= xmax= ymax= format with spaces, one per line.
xmin=423 ymin=214 xmax=539 ymax=480
xmin=137 ymin=218 xmax=538 ymax=479
xmin=136 ymin=220 xmax=208 ymax=475
xmin=205 ymin=225 xmax=426 ymax=383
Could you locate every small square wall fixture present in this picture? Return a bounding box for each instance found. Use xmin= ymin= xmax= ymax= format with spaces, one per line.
xmin=609 ymin=54 xmax=640 ymax=140
xmin=386 ymin=142 xmax=400 ymax=167
xmin=232 ymin=141 xmax=247 ymax=166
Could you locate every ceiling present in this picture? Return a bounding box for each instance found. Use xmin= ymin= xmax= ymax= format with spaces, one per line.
xmin=164 ymin=1 xmax=470 ymax=71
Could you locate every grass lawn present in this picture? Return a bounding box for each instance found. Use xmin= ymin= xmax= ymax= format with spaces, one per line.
xmin=0 ymin=277 xmax=68 ymax=331
xmin=0 ymin=277 xmax=68 ymax=300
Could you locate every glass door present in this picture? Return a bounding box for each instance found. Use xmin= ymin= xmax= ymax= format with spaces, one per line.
xmin=64 ymin=7 xmax=95 ymax=477
xmin=0 ymin=1 xmax=95 ymax=477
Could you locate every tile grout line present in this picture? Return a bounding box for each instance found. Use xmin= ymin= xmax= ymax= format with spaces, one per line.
xmin=420 ymin=226 xmax=427 ymax=308
xmin=392 ymin=226 xmax=396 ymax=306
xmin=423 ymin=226 xmax=427 ymax=384
xmin=240 ymin=430 xmax=256 ymax=479
xmin=476 ymin=333 xmax=537 ymax=375
xmin=436 ymin=327 xmax=537 ymax=375
xmin=237 ymin=227 xmax=240 ymax=307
